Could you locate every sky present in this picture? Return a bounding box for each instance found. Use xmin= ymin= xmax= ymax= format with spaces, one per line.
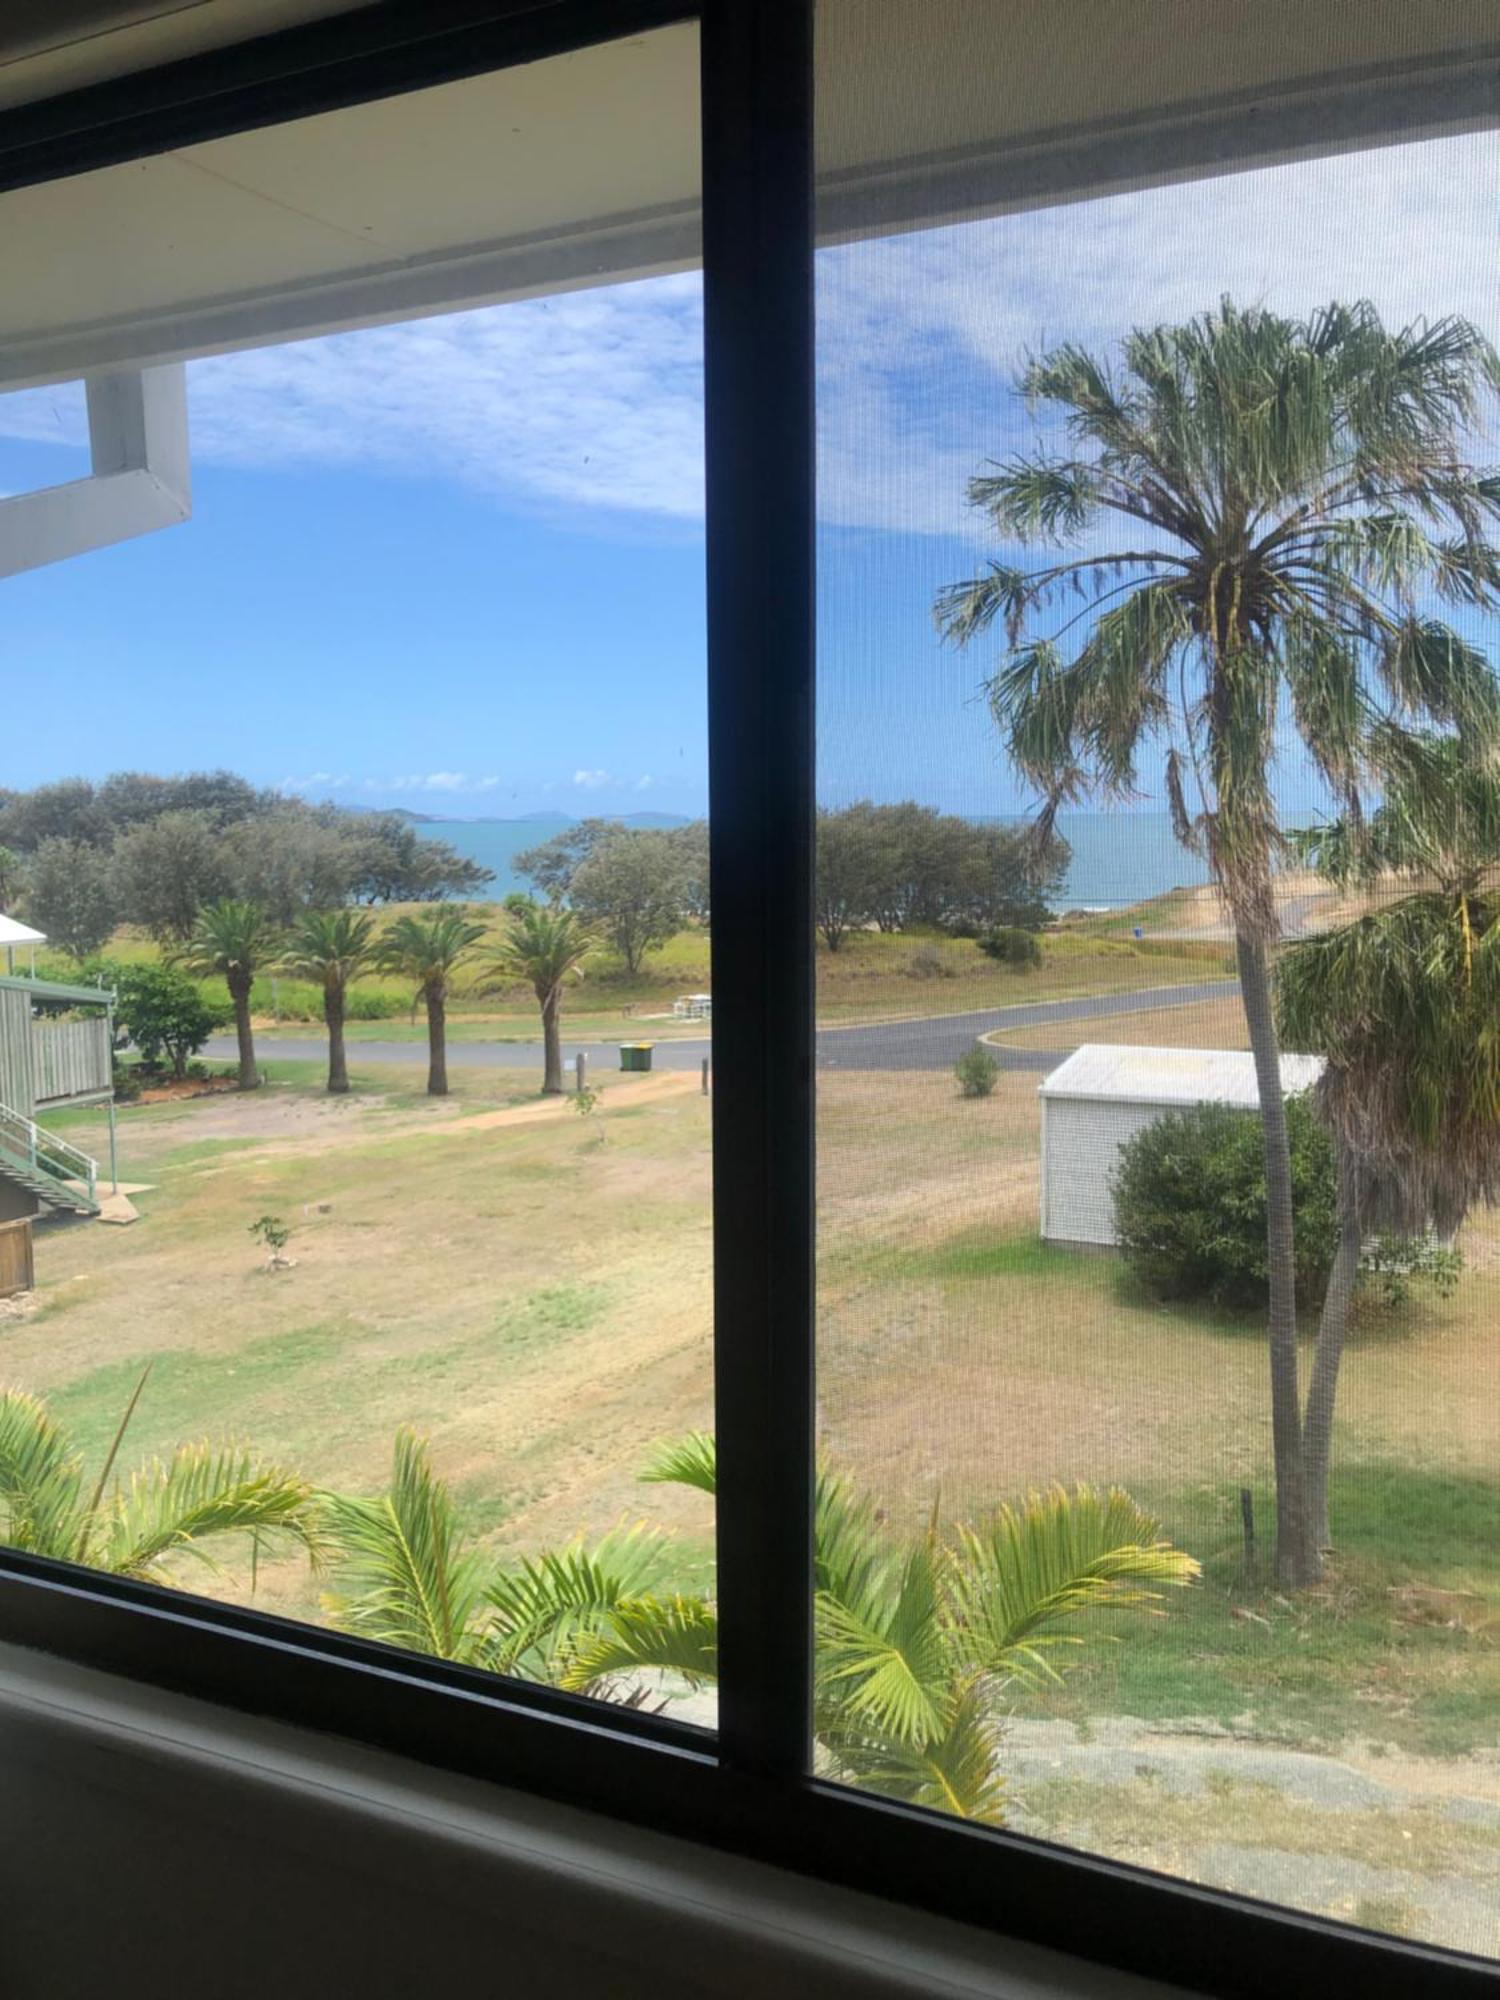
xmin=2 ymin=127 xmax=1497 ymax=822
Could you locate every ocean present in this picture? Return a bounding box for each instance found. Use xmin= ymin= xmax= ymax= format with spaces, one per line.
xmin=418 ymin=810 xmax=1210 ymax=912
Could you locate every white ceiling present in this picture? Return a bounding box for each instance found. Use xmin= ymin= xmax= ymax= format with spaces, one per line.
xmin=2 ymin=1 xmax=1496 ymax=388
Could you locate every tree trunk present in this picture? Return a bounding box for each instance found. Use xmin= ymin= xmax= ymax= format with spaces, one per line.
xmin=1303 ymin=1142 xmax=1362 ymax=1563
xmin=426 ymin=980 xmax=448 ymax=1096
xmin=541 ymin=987 xmax=563 ymax=1095
xmin=1235 ymin=931 xmax=1313 ymax=1586
xmin=326 ymin=978 xmax=349 ymax=1096
xmin=230 ymin=971 xmax=258 ymax=1091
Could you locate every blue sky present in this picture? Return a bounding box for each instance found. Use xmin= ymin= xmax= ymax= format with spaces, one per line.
xmin=3 ymin=128 xmax=1496 ymax=822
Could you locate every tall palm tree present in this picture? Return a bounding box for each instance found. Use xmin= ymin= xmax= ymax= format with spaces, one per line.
xmin=281 ymin=909 xmax=378 ymax=1095
xmin=0 ymin=1379 xmax=317 ymax=1586
xmin=1280 ymin=738 xmax=1500 ymax=1553
xmin=180 ymin=897 xmax=283 ymax=1091
xmin=375 ymin=909 xmax=486 ymax=1096
xmin=321 ymin=1430 xmax=1196 ymax=1824
xmin=483 ymin=903 xmax=595 ymax=1096
xmin=936 ymin=300 xmax=1500 ymax=1584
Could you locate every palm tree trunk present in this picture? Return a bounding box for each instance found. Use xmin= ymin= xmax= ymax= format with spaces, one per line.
xmin=1235 ymin=931 xmax=1313 ymax=1586
xmin=326 ymin=978 xmax=349 ymax=1095
xmin=230 ymin=971 xmax=258 ymax=1091
xmin=1304 ymin=1142 xmax=1362 ymax=1562
xmin=541 ymin=987 xmax=563 ymax=1095
xmin=426 ymin=980 xmax=448 ymax=1096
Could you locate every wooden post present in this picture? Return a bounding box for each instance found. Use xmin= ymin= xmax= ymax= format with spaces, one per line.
xmin=1240 ymin=1487 xmax=1257 ymax=1579
xmin=576 ymin=1051 xmax=587 ymax=1094
xmin=701 ymin=1057 xmax=711 ymax=1095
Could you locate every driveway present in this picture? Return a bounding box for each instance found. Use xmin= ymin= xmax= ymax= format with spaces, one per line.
xmin=207 ymin=978 xmax=1238 ymax=1078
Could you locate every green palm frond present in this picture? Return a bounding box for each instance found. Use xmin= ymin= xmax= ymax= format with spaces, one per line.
xmin=949 ymin=1484 xmax=1200 ymax=1688
xmin=375 ymin=910 xmax=487 ymax=989
xmin=178 ymin=898 xmax=283 ymax=981
xmin=638 ymin=1431 xmax=716 ymax=1495
xmin=561 ymin=1594 xmax=719 ymax=1694
xmin=815 ymin=1532 xmax=952 ymax=1748
xmin=281 ymin=908 xmax=378 ymax=987
xmin=481 ymin=1526 xmax=678 ymax=1679
xmin=100 ymin=1445 xmax=319 ymax=1586
xmin=482 ymin=902 xmax=594 ymax=1004
xmin=0 ymin=1387 xmax=84 ymax=1560
xmin=319 ymin=1429 xmax=490 ymax=1661
xmin=820 ymin=1679 xmax=1008 ymax=1826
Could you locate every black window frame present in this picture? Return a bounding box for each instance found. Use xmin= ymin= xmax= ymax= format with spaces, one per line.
xmin=1 ymin=5 xmax=1496 ymax=1994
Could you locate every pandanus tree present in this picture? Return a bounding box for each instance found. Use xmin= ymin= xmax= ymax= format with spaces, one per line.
xmin=1280 ymin=736 xmax=1500 ymax=1553
xmin=936 ymin=299 xmax=1500 ymax=1583
xmin=483 ymin=902 xmax=595 ymax=1096
xmin=320 ymin=1430 xmax=1196 ymax=1824
xmin=376 ymin=909 xmax=486 ymax=1096
xmin=282 ymin=908 xmax=378 ymax=1095
xmin=181 ymin=897 xmax=283 ymax=1090
xmin=0 ymin=1379 xmax=317 ymax=1585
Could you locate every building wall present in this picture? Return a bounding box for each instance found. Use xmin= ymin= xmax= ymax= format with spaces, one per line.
xmin=1041 ymin=1097 xmax=1169 ymax=1246
xmin=0 ymin=986 xmax=35 ymax=1120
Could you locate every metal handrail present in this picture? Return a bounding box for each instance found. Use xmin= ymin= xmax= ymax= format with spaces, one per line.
xmin=0 ymin=1102 xmax=99 ymax=1203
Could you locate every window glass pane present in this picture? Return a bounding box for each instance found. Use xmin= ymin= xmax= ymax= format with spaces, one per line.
xmin=0 ymin=26 xmax=717 ymax=1725
xmin=815 ymin=0 xmax=1500 ymax=1958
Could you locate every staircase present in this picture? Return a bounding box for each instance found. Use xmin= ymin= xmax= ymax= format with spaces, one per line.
xmin=0 ymin=1102 xmax=100 ymax=1218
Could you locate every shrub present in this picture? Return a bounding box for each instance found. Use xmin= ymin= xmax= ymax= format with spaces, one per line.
xmin=1112 ymin=1095 xmax=1338 ymax=1308
xmin=906 ymin=947 xmax=953 ymax=980
xmin=111 ymin=962 xmax=219 ymax=1080
xmin=979 ymin=926 xmax=1042 ymax=971
xmin=345 ymin=987 xmax=405 ymax=1021
xmin=955 ymin=1046 xmax=999 ymax=1098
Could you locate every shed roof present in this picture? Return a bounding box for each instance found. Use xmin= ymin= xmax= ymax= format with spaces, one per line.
xmin=0 ymin=915 xmax=46 ymax=946
xmin=1039 ymin=1044 xmax=1323 ymax=1108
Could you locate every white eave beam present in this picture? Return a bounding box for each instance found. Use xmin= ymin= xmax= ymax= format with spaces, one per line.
xmin=0 ymin=362 xmax=190 ymax=577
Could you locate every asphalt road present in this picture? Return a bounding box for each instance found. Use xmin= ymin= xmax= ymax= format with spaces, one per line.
xmin=207 ymin=978 xmax=1239 ymax=1078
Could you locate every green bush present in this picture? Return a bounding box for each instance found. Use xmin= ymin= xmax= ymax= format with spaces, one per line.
xmin=345 ymin=987 xmax=405 ymax=1020
xmin=979 ymin=926 xmax=1043 ymax=970
xmin=110 ymin=961 xmax=220 ymax=1080
xmin=954 ymin=1045 xmax=999 ymax=1098
xmin=1112 ymin=1095 xmax=1338 ymax=1308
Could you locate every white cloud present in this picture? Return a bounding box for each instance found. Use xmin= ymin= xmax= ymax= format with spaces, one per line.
xmin=635 ymin=774 xmax=654 ymax=791
xmin=0 ymin=132 xmax=1491 ymax=549
xmin=280 ymin=770 xmax=350 ymax=792
xmin=389 ymin=771 xmax=477 ymax=792
xmin=573 ymin=769 xmax=611 ymax=790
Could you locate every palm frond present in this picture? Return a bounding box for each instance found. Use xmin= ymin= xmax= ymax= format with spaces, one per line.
xmin=0 ymin=1387 xmax=84 ymax=1560
xmin=821 ymin=1679 xmax=1008 ymax=1826
xmin=101 ymin=1444 xmax=318 ymax=1586
xmin=638 ymin=1431 xmax=716 ymax=1495
xmin=815 ymin=1532 xmax=952 ymax=1748
xmin=561 ymin=1593 xmax=718 ymax=1694
xmin=319 ymin=1429 xmax=490 ymax=1660
xmin=481 ymin=1526 xmax=678 ymax=1679
xmin=949 ymin=1485 xmax=1199 ymax=1688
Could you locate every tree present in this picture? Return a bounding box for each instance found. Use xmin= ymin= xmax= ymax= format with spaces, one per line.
xmin=320 ymin=1432 xmax=1195 ymax=1824
xmin=21 ymin=837 xmax=117 ymax=959
xmin=937 ymin=300 xmax=1500 ymax=1584
xmin=0 ymin=777 xmax=104 ymax=852
xmin=1279 ymin=736 xmax=1500 ymax=1552
xmin=112 ymin=810 xmax=233 ymax=940
xmin=514 ymin=817 xmax=618 ymax=901
xmin=180 ymin=899 xmax=282 ymax=1091
xmin=667 ymin=820 xmax=711 ymax=924
xmin=348 ymin=813 xmax=492 ymax=903
xmin=485 ymin=903 xmax=594 ymax=1095
xmin=570 ymin=829 xmax=688 ymax=975
xmin=0 ymin=1379 xmax=316 ymax=1585
xmin=376 ymin=909 xmax=486 ymax=1096
xmin=112 ymin=962 xmax=219 ymax=1079
xmin=0 ymin=846 xmax=22 ymax=913
xmin=281 ymin=909 xmax=378 ymax=1095
xmin=815 ymin=805 xmax=878 ymax=950
xmin=220 ymin=810 xmax=364 ymax=923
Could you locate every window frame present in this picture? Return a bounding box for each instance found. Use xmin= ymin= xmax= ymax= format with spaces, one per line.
xmin=1 ymin=4 xmax=1496 ymax=1994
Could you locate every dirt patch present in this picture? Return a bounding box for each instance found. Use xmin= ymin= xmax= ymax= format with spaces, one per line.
xmin=135 ymin=1075 xmax=242 ymax=1105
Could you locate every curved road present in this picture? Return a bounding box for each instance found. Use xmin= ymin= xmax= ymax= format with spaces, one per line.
xmin=208 ymin=978 xmax=1238 ymax=1078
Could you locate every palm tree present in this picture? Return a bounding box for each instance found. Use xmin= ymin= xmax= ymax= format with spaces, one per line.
xmin=281 ymin=909 xmax=378 ymax=1095
xmin=0 ymin=1378 xmax=317 ymax=1586
xmin=1280 ymin=738 xmax=1500 ymax=1552
xmin=483 ymin=902 xmax=594 ymax=1096
xmin=936 ymin=300 xmax=1500 ymax=1584
xmin=180 ymin=897 xmax=283 ymax=1091
xmin=320 ymin=1430 xmax=1196 ymax=1825
xmin=375 ymin=909 xmax=486 ymax=1096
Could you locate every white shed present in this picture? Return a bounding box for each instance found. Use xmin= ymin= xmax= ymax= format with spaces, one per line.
xmin=1038 ymin=1044 xmax=1325 ymax=1248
